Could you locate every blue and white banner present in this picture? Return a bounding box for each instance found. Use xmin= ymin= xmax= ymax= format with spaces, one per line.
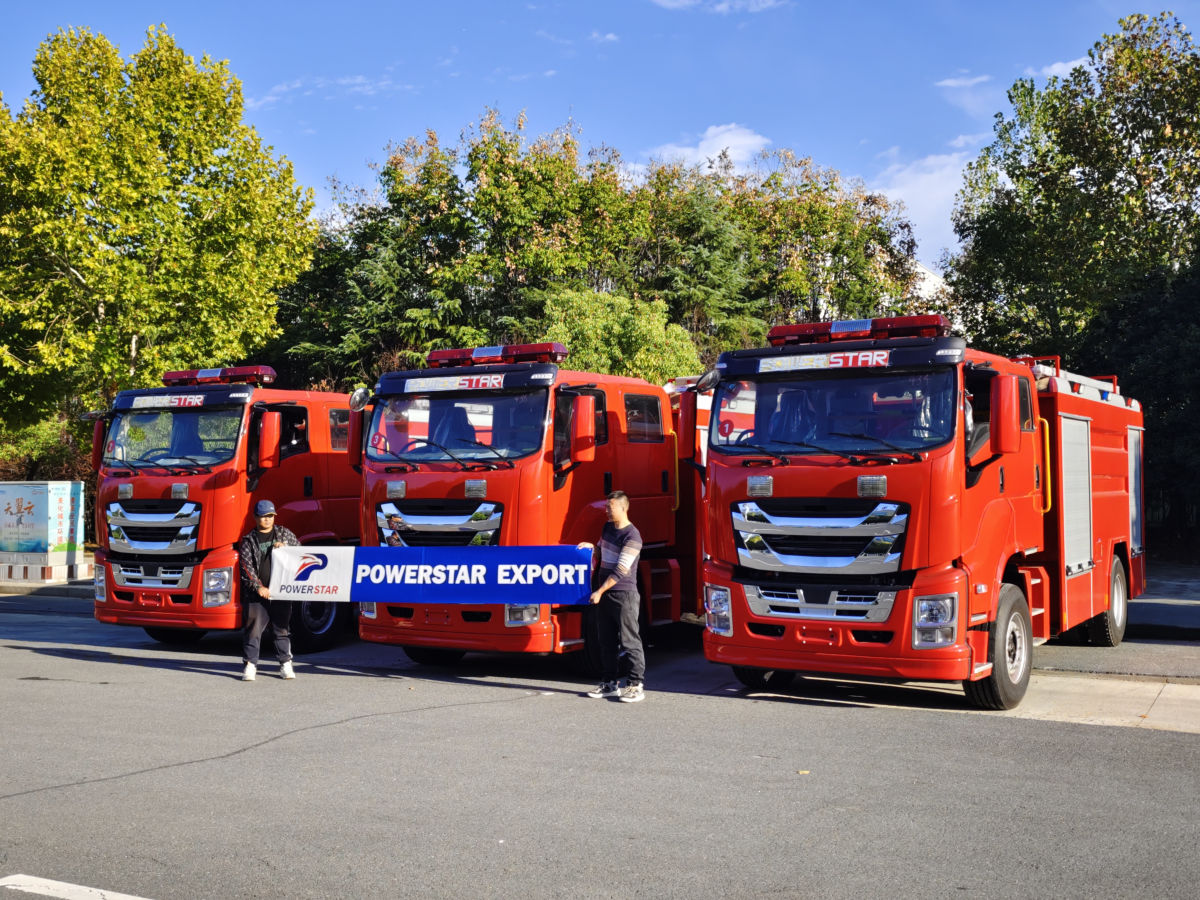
xmin=268 ymin=545 xmax=593 ymax=605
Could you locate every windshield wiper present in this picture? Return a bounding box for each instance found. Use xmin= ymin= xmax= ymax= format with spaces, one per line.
xmin=394 ymin=438 xmax=472 ymax=470
xmin=451 ymin=438 xmax=516 ymax=469
xmin=725 ymin=442 xmax=790 ymax=465
xmin=767 ymin=438 xmax=869 ymax=463
xmin=829 ymin=432 xmax=922 ymax=462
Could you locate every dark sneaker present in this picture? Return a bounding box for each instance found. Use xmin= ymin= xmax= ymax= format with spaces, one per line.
xmin=618 ymin=682 xmax=645 ymax=703
xmin=587 ymin=681 xmax=619 ymax=698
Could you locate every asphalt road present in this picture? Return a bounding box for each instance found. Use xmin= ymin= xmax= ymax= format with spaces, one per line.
xmin=1 ymin=593 xmax=1198 ymax=899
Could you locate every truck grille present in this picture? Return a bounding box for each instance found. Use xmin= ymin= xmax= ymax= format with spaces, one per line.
xmin=376 ymin=500 xmax=503 ymax=548
xmin=744 ymin=583 xmax=898 ymax=622
xmin=106 ymin=500 xmax=201 ymax=556
xmin=732 ymin=498 xmax=908 ymax=576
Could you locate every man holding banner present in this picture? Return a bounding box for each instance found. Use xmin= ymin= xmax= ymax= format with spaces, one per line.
xmin=238 ymin=499 xmax=301 ymax=682
xmin=578 ymin=491 xmax=646 ymax=703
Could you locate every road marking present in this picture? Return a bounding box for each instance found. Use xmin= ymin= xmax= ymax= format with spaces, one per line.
xmin=0 ymin=875 xmax=152 ymax=900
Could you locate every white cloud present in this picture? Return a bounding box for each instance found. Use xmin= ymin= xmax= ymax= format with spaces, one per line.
xmin=590 ymin=30 xmax=620 ymax=43
xmin=1024 ymin=56 xmax=1089 ymax=79
xmin=934 ymin=74 xmax=991 ymax=89
xmin=873 ymin=151 xmax=972 ymax=267
xmin=535 ymin=29 xmax=573 ymax=46
xmin=245 ymin=74 xmax=413 ymax=110
xmin=649 ymin=123 xmax=771 ymax=168
xmin=650 ymin=0 xmax=785 ymax=11
xmin=245 ymin=79 xmax=303 ymax=111
xmin=934 ymin=71 xmax=1004 ymax=120
xmin=948 ymin=131 xmax=990 ymax=149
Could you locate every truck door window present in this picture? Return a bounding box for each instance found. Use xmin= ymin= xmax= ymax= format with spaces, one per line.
xmin=279 ymin=407 xmax=310 ymax=459
xmin=625 ymin=394 xmax=664 ymax=442
xmin=329 ymin=409 xmax=350 ymax=451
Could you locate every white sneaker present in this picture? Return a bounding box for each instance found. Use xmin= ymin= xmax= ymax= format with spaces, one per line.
xmin=280 ymin=661 xmax=295 ymax=680
xmin=618 ymin=682 xmax=645 ymax=703
xmin=242 ymin=662 xmax=256 ymax=682
xmin=586 ymin=681 xmax=619 ymax=698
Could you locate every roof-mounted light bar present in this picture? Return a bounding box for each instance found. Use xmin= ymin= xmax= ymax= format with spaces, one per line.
xmin=767 ymin=315 xmax=952 ymax=346
xmin=425 ymin=342 xmax=569 ymax=368
xmin=162 ymin=365 xmax=277 ymax=387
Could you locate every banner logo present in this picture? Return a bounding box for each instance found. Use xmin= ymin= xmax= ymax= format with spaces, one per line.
xmin=294 ymin=553 xmax=329 ymax=582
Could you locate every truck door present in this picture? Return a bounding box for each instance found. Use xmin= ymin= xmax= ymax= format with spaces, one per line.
xmin=552 ymin=387 xmax=610 ymax=545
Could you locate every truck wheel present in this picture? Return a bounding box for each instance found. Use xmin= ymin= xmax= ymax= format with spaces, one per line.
xmin=1087 ymin=557 xmax=1128 ymax=647
xmin=402 ymin=647 xmax=467 ymax=667
xmin=290 ymin=601 xmax=347 ymax=653
xmin=963 ymin=583 xmax=1032 ymax=710
xmin=143 ymin=627 xmax=206 ymax=645
xmin=732 ymin=666 xmax=795 ymax=691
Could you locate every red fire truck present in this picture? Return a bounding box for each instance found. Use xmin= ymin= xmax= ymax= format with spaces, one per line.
xmin=347 ymin=343 xmax=706 ymax=667
xmin=91 ymin=366 xmax=361 ymax=650
xmin=700 ymin=315 xmax=1144 ymax=709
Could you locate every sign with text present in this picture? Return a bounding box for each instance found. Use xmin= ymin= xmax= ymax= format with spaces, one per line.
xmin=269 ymin=545 xmax=593 ymax=605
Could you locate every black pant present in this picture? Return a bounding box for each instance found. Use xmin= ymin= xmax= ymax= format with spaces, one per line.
xmin=599 ymin=589 xmax=644 ymax=685
xmin=243 ymin=599 xmax=293 ymax=665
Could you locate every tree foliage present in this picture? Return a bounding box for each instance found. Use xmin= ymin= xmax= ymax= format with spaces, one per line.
xmin=0 ymin=26 xmax=316 ymax=425
xmin=949 ymin=12 xmax=1200 ymax=549
xmin=948 ymin=12 xmax=1200 ymax=359
xmin=275 ymin=111 xmax=919 ymax=384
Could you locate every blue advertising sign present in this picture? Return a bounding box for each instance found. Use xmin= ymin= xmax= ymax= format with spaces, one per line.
xmin=269 ymin=545 xmax=593 ymax=605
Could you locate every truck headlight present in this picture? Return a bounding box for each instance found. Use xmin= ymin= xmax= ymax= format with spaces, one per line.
xmin=360 ymin=601 xmax=377 ymax=619
xmin=202 ymin=566 xmax=233 ymax=607
xmin=94 ymin=568 xmax=106 ymax=603
xmin=505 ymin=604 xmax=541 ymax=627
xmin=913 ymin=593 xmax=957 ymax=648
xmin=704 ymin=585 xmax=733 ymax=636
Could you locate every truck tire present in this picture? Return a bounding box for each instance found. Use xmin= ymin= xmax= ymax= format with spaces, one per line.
xmin=143 ymin=627 xmax=206 ymax=645
xmin=290 ymin=601 xmax=348 ymax=654
xmin=963 ymin=583 xmax=1032 ymax=710
xmin=732 ymin=666 xmax=795 ymax=691
xmin=1087 ymin=557 xmax=1128 ymax=647
xmin=402 ymin=646 xmax=467 ymax=667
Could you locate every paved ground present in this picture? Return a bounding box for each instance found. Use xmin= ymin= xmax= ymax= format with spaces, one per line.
xmin=1 ymin=564 xmax=1198 ymax=898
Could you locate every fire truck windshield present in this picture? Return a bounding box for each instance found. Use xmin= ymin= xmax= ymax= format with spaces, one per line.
xmin=367 ymin=390 xmax=549 ymax=464
xmin=710 ymin=370 xmax=956 ymax=457
xmin=102 ymin=407 xmax=244 ymax=468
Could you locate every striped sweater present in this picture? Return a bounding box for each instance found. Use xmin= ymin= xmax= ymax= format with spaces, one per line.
xmin=596 ymin=521 xmax=643 ymax=593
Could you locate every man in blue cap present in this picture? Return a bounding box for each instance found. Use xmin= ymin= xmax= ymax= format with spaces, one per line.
xmin=238 ymin=499 xmax=301 ymax=681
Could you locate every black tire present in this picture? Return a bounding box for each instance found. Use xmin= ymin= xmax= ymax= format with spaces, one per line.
xmin=289 ymin=600 xmax=348 ymax=653
xmin=402 ymin=646 xmax=467 ymax=667
xmin=1087 ymin=557 xmax=1128 ymax=647
xmin=732 ymin=666 xmax=796 ymax=691
xmin=963 ymin=583 xmax=1032 ymax=710
xmin=143 ymin=627 xmax=206 ymax=645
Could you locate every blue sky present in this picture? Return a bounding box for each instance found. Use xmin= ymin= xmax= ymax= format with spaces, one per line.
xmin=3 ymin=1 xmax=1197 ymax=267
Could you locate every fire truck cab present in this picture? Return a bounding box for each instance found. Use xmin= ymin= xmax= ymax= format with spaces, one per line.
xmin=700 ymin=315 xmax=1144 ymax=709
xmin=349 ymin=343 xmax=704 ymax=667
xmin=91 ymin=366 xmax=360 ymax=650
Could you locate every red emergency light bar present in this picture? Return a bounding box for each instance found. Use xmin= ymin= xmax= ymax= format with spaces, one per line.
xmin=425 ymin=342 xmax=569 ymax=368
xmin=162 ymin=365 xmax=277 ymax=386
xmin=767 ymin=314 xmax=952 ymax=347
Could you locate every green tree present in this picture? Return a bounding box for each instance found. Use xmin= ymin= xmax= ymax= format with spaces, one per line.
xmin=948 ymin=12 xmax=1200 ymax=359
xmin=0 ymin=25 xmax=315 ymax=424
xmin=533 ymin=288 xmax=702 ymax=383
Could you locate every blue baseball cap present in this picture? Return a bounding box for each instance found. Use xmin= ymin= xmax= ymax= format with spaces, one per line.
xmin=254 ymin=500 xmax=276 ymax=517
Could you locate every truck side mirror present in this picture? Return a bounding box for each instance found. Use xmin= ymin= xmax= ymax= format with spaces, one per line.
xmin=990 ymin=374 xmax=1021 ymax=455
xmin=571 ymin=394 xmax=596 ymax=464
xmin=348 ymin=409 xmax=364 ymax=468
xmin=258 ymin=411 xmax=282 ymax=470
xmin=91 ymin=419 xmax=106 ymax=472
